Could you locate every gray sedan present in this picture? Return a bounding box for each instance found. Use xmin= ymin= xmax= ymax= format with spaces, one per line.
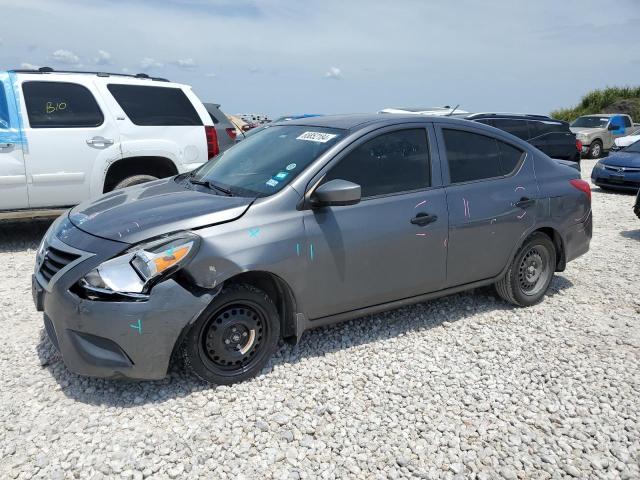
xmin=32 ymin=114 xmax=592 ymax=385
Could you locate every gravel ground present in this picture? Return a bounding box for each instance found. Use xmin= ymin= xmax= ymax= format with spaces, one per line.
xmin=0 ymin=159 xmax=639 ymax=479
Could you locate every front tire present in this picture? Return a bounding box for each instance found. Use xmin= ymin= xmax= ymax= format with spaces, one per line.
xmin=181 ymin=284 xmax=280 ymax=385
xmin=495 ymin=232 xmax=556 ymax=307
xmin=588 ymin=140 xmax=603 ymax=159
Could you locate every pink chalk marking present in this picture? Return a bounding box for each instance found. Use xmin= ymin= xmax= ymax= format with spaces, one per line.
xmin=517 ymin=211 xmax=527 ymax=219
xmin=514 ymin=186 xmax=525 ymax=192
xmin=414 ymin=200 xmax=427 ymax=209
xmin=444 ymin=238 xmax=448 ymax=248
xmin=415 ymin=233 xmax=429 ymax=237
xmin=462 ymin=198 xmax=470 ymax=218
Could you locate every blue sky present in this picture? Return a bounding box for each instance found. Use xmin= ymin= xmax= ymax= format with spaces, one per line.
xmin=1 ymin=0 xmax=639 ymax=118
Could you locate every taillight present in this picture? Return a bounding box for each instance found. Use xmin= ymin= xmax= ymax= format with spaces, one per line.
xmin=225 ymin=127 xmax=237 ymax=141
xmin=569 ymin=178 xmax=591 ymax=201
xmin=576 ymin=139 xmax=583 ymax=152
xmin=205 ymin=126 xmax=219 ymax=159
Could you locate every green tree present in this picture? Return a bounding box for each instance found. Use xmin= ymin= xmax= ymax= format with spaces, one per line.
xmin=551 ymin=87 xmax=640 ymax=122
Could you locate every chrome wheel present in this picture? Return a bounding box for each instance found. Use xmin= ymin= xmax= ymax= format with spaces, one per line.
xmin=518 ymin=245 xmax=552 ymax=296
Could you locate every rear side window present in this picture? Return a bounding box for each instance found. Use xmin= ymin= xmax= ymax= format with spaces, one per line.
xmin=623 ymin=116 xmax=632 ymax=128
xmin=107 ymin=84 xmax=202 ymax=126
xmin=492 ymin=119 xmax=529 ymax=140
xmin=22 ymin=81 xmax=103 ymax=128
xmin=443 ymin=129 xmax=523 ymax=183
xmin=324 ymin=129 xmax=430 ymax=197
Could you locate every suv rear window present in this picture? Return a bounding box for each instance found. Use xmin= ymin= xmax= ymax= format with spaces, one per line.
xmin=23 ymin=81 xmax=104 ymax=128
xmin=107 ymin=84 xmax=202 ymax=126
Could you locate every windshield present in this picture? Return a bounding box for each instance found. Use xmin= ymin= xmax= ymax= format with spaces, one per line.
xmin=623 ymin=139 xmax=640 ymax=153
xmin=192 ymin=125 xmax=344 ymax=197
xmin=571 ymin=116 xmax=609 ymax=128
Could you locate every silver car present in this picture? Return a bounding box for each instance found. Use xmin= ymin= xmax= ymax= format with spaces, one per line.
xmin=203 ymin=103 xmax=237 ymax=153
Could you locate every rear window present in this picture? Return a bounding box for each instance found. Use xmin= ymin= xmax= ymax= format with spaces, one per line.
xmin=443 ymin=129 xmax=524 ymax=183
xmin=492 ymin=119 xmax=530 ymax=140
xmin=108 ymin=84 xmax=202 ymax=126
xmin=23 ymin=81 xmax=104 ymax=128
xmin=0 ymin=84 xmax=9 ymax=128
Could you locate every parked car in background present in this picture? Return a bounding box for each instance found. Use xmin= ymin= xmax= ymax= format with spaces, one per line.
xmin=241 ymin=114 xmax=324 ymax=140
xmin=379 ymin=106 xmax=469 ymax=116
xmin=33 ymin=114 xmax=591 ymax=384
xmin=570 ymin=114 xmax=634 ymax=159
xmin=203 ymin=103 xmax=237 ymax=152
xmin=226 ymin=114 xmax=249 ymax=136
xmin=466 ymin=113 xmax=581 ymax=163
xmin=613 ymin=129 xmax=640 ymax=150
xmin=0 ymin=68 xmax=218 ymax=220
xmin=591 ymin=139 xmax=640 ymax=191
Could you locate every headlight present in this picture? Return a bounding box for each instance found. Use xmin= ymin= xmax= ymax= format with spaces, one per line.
xmin=80 ymin=232 xmax=199 ymax=297
xmin=594 ymin=161 xmax=606 ymax=170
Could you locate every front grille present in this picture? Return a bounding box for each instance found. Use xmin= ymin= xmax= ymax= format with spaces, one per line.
xmin=604 ymin=165 xmax=640 ymax=173
xmin=39 ymin=246 xmax=80 ymax=283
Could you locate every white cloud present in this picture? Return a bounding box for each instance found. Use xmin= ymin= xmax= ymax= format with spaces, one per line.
xmin=324 ymin=66 xmax=342 ymax=79
xmin=172 ymin=58 xmax=198 ymax=69
xmin=140 ymin=57 xmax=164 ymax=69
xmin=205 ymin=73 xmax=217 ymax=78
xmin=20 ymin=62 xmax=40 ymax=70
xmin=51 ymin=49 xmax=80 ymax=65
xmin=94 ymin=49 xmax=112 ymax=65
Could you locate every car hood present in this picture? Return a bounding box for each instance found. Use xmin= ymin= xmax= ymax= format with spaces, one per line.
xmin=601 ymin=151 xmax=640 ymax=168
xmin=69 ymin=177 xmax=254 ymax=244
xmin=570 ymin=127 xmax=601 ymax=135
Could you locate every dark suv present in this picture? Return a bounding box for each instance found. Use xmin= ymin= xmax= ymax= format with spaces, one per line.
xmin=466 ymin=113 xmax=581 ymax=163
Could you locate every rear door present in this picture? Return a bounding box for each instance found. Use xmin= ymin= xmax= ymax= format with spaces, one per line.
xmin=529 ymin=120 xmax=575 ymax=160
xmin=0 ymin=72 xmax=28 ymax=209
xmin=436 ymin=125 xmax=538 ymax=287
xmin=19 ymin=78 xmax=121 ymax=207
xmin=301 ymin=125 xmax=448 ymax=319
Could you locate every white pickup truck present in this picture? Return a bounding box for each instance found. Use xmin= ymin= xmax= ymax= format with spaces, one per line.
xmin=0 ymin=68 xmax=223 ymax=220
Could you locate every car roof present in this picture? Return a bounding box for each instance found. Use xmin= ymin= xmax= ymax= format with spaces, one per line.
xmin=465 ymin=112 xmax=554 ymax=121
xmin=279 ymin=113 xmax=480 ymax=131
xmin=8 ymin=68 xmax=172 ymax=84
xmin=580 ymin=114 xmax=617 ymax=118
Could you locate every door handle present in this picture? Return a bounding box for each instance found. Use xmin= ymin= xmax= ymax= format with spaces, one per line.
xmin=86 ymin=137 xmax=114 ymax=146
xmin=0 ymin=142 xmax=14 ymax=149
xmin=410 ymin=212 xmax=438 ymax=226
xmin=515 ymin=197 xmax=535 ymax=208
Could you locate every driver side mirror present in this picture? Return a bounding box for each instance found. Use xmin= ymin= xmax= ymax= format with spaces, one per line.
xmin=311 ymin=179 xmax=361 ymax=208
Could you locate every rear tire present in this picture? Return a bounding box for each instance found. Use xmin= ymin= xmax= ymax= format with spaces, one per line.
xmin=181 ymin=284 xmax=280 ymax=385
xmin=113 ymin=174 xmax=158 ymax=190
xmin=495 ymin=232 xmax=556 ymax=307
xmin=588 ymin=140 xmax=603 ymax=159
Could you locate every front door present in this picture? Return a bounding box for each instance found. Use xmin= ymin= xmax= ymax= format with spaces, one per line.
xmin=301 ymin=126 xmax=448 ymax=320
xmin=437 ymin=126 xmax=537 ymax=287
xmin=0 ymin=72 xmax=28 ymax=210
xmin=18 ymin=78 xmax=121 ymax=208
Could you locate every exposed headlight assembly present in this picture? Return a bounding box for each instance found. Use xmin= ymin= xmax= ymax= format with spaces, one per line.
xmin=79 ymin=232 xmax=199 ymax=299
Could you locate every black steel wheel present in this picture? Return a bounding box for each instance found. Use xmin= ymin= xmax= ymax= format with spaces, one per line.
xmin=495 ymin=232 xmax=556 ymax=306
xmin=182 ymin=284 xmax=280 ymax=385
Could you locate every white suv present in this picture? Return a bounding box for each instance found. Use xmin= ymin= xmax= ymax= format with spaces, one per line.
xmin=0 ymin=68 xmax=221 ymax=219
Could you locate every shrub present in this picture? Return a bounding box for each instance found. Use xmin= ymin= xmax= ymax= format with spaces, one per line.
xmin=551 ymin=87 xmax=640 ymax=122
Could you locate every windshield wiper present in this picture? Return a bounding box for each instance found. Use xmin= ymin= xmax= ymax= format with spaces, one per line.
xmin=187 ymin=176 xmax=233 ymax=196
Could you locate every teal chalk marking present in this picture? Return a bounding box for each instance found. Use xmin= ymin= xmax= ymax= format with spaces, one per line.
xmin=310 ymin=243 xmax=314 ymax=261
xmin=248 ymin=227 xmax=260 ymax=238
xmin=129 ymin=319 xmax=142 ymax=334
xmin=296 ymin=243 xmax=300 ymax=256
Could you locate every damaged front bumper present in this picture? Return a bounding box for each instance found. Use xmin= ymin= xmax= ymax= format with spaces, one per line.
xmin=33 ymin=220 xmax=215 ymax=380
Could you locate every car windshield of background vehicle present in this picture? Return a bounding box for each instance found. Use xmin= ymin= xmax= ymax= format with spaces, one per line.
xmin=624 ymin=140 xmax=640 ymax=153
xmin=192 ymin=125 xmax=344 ymax=197
xmin=571 ymin=117 xmax=609 ymax=128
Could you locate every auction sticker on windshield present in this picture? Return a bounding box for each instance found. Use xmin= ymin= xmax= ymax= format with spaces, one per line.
xmin=297 ymin=131 xmax=338 ymax=143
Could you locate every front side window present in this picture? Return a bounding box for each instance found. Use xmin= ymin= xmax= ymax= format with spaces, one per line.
xmin=623 ymin=116 xmax=632 ymax=128
xmin=23 ymin=81 xmax=103 ymax=128
xmin=443 ymin=129 xmax=523 ymax=184
xmin=192 ymin=125 xmax=344 ymax=197
xmin=108 ymin=84 xmax=202 ymax=126
xmin=323 ymin=129 xmax=431 ymax=198
xmin=0 ymin=83 xmax=9 ymax=129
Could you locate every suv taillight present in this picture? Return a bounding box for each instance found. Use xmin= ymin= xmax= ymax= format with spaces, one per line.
xmin=205 ymin=126 xmax=219 ymax=159
xmin=569 ymin=179 xmax=591 ymax=201
xmin=576 ymin=139 xmax=583 ymax=152
xmin=225 ymin=127 xmax=237 ymax=141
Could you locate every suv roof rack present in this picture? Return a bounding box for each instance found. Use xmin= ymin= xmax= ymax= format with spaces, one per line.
xmin=466 ymin=112 xmax=553 ymax=120
xmin=10 ymin=67 xmax=170 ymax=82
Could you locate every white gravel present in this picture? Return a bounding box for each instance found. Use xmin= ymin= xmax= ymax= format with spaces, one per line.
xmin=0 ymin=158 xmax=639 ymax=479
